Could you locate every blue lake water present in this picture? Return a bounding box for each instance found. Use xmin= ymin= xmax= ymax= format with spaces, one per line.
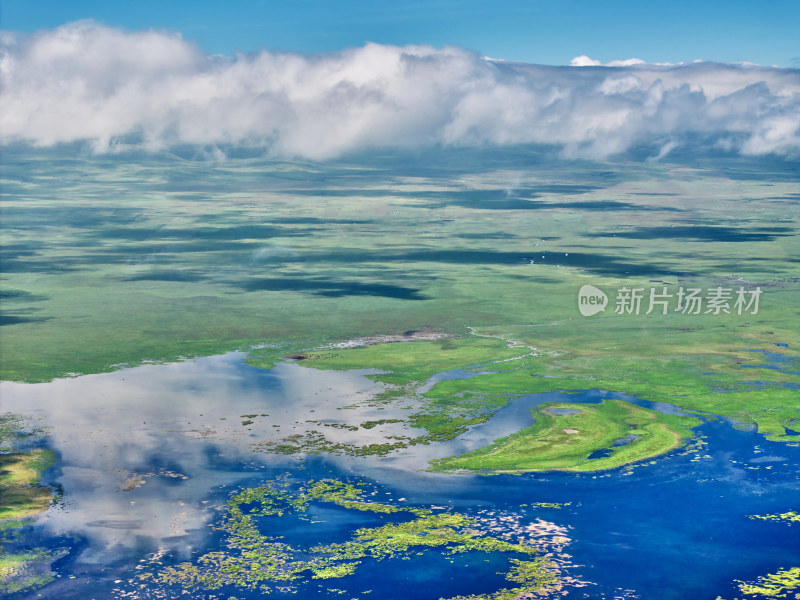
xmin=1 ymin=353 xmax=799 ymax=599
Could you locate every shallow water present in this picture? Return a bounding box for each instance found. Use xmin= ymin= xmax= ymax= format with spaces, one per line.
xmin=2 ymin=353 xmax=799 ymax=599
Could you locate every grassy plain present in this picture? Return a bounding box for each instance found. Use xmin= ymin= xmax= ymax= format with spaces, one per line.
xmin=2 ymin=146 xmax=797 ymax=384
xmin=1 ymin=145 xmax=798 ymax=471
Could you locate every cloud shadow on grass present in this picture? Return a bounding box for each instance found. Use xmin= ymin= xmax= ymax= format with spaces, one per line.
xmin=0 ymin=315 xmax=52 ymax=326
xmin=238 ymin=276 xmax=427 ymax=300
xmin=588 ymin=225 xmax=794 ymax=242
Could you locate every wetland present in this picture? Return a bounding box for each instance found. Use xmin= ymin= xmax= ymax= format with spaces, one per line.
xmin=1 ymin=146 xmax=799 ymax=598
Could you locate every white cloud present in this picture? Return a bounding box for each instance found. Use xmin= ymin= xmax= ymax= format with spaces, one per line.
xmin=571 ymin=55 xmax=648 ymax=67
xmin=2 ymin=21 xmax=799 ymax=160
xmin=570 ymin=55 xmax=602 ymax=67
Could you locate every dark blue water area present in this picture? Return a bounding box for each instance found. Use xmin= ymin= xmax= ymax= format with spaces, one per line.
xmin=98 ymin=420 xmax=800 ymax=600
xmin=3 ymin=355 xmax=800 ymax=600
xmin=362 ymin=418 xmax=800 ymax=600
xmin=586 ymin=432 xmax=639 ymax=460
xmin=15 ymin=418 xmax=800 ymax=600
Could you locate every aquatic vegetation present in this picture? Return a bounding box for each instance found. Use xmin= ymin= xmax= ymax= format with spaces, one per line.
xmin=152 ymin=477 xmax=560 ymax=596
xmin=431 ymin=399 xmax=699 ymax=472
xmin=737 ymin=567 xmax=800 ymax=597
xmin=0 ymin=414 xmax=66 ymax=596
xmin=441 ymin=557 xmax=560 ymax=600
xmin=0 ymin=415 xmax=27 ymax=453
xmin=749 ymin=511 xmax=800 ymax=524
xmin=0 ymin=549 xmax=65 ymax=595
xmin=0 ymin=450 xmax=55 ymax=520
xmin=252 ymin=429 xmax=416 ymax=457
xmin=409 ymin=388 xmax=510 ymax=442
xmin=360 ymin=418 xmax=404 ymax=429
xmin=0 ymin=415 xmax=56 ymax=522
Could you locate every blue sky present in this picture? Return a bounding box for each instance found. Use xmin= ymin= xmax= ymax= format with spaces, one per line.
xmin=2 ymin=0 xmax=799 ymax=66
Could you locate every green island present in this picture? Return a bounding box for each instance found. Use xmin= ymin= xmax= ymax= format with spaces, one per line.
xmin=145 ymin=476 xmax=562 ymax=598
xmin=431 ymin=399 xmax=699 ymax=472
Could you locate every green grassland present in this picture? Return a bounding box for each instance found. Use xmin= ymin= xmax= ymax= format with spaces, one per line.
xmin=250 ymin=335 xmax=530 ymax=384
xmin=289 ymin=323 xmax=797 ymax=469
xmin=2 ymin=146 xmax=797 ymax=384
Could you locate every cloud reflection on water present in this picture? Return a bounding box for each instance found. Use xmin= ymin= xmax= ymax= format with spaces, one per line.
xmin=0 ymin=354 xmax=406 ymax=562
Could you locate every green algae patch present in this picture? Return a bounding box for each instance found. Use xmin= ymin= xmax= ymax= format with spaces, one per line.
xmin=441 ymin=557 xmax=560 ymax=600
xmin=311 ymin=561 xmax=360 ymax=579
xmin=749 ymin=511 xmax=800 ymax=524
xmin=736 ymin=567 xmax=800 ymax=598
xmin=431 ymin=399 xmax=699 ymax=473
xmin=151 ymin=476 xmax=563 ymax=597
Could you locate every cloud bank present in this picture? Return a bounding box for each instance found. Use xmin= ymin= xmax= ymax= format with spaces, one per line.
xmin=2 ymin=21 xmax=799 ymax=160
